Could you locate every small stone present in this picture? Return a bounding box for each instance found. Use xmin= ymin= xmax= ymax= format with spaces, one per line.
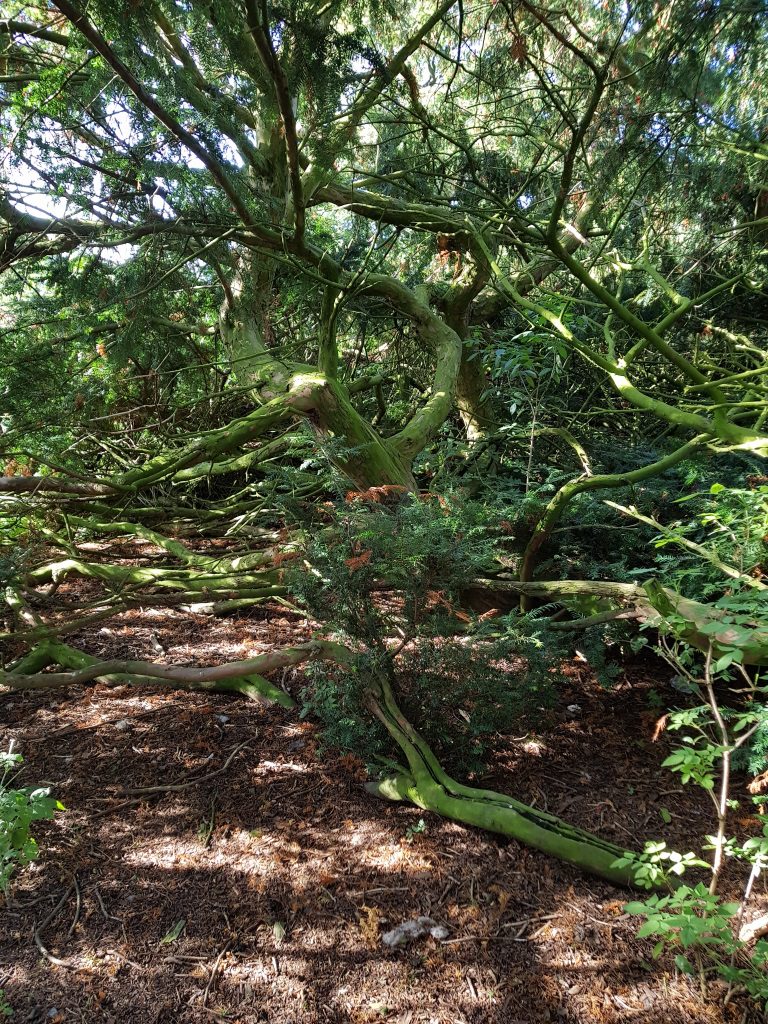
xmin=149 ymin=633 xmax=166 ymax=655
xmin=382 ymin=916 xmax=449 ymax=947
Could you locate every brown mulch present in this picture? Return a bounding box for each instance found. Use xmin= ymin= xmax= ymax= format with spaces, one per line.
xmin=1 ymin=596 xmax=767 ymax=1023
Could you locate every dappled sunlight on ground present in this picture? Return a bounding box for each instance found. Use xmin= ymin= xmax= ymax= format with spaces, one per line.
xmin=1 ymin=604 xmax=764 ymax=1023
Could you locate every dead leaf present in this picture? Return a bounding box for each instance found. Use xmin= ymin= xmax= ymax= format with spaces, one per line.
xmin=652 ymin=714 xmax=669 ymax=742
xmin=359 ymin=905 xmax=381 ymax=949
xmin=344 ymin=549 xmax=372 ymax=571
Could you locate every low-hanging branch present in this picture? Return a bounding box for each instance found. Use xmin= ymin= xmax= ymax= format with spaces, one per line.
xmin=470 ymin=578 xmax=768 ymax=665
xmin=2 ymin=640 xmax=346 ymax=704
xmin=518 ymin=434 xmax=711 ymax=591
xmin=605 ymin=502 xmax=768 ymax=592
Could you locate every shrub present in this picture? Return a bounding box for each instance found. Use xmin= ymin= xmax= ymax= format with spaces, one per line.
xmin=290 ymin=491 xmax=559 ymax=773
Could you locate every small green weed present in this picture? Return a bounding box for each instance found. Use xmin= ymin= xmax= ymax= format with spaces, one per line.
xmin=1 ymin=744 xmax=62 ymax=895
xmin=404 ymin=818 xmax=426 ymax=843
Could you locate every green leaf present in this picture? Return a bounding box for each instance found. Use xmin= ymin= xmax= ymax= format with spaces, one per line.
xmin=714 ymin=653 xmax=735 ymax=673
xmin=662 ymin=751 xmax=687 ymax=767
xmin=159 ymin=919 xmax=186 ymax=944
xmin=675 ymin=954 xmax=694 ymax=974
xmin=624 ymin=902 xmax=649 ymax=915
xmin=637 ymin=920 xmax=660 ymax=938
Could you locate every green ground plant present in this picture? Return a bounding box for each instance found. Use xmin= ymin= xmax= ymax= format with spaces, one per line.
xmin=620 ymin=612 xmax=768 ymax=1010
xmin=0 ymin=744 xmax=62 ymax=894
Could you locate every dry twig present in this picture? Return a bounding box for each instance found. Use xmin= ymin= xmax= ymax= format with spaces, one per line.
xmin=33 ymin=880 xmax=76 ymax=969
xmin=201 ymin=941 xmax=232 ymax=1009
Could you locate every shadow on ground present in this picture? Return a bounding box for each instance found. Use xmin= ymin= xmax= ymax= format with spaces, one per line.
xmin=0 ymin=653 xmax=761 ymax=1024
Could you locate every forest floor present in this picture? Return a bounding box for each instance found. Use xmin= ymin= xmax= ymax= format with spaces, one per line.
xmin=1 ymin=543 xmax=767 ymax=1023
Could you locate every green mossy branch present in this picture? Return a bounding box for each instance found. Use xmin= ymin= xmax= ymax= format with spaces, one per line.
xmin=362 ymin=667 xmax=643 ymax=887
xmin=1 ymin=630 xmax=646 ymax=885
xmin=27 ymin=557 xmax=281 ymax=593
xmin=471 ymin=578 xmax=768 ymax=665
xmin=519 ymin=435 xmax=710 ymax=593
xmin=2 ymin=640 xmax=352 ymax=706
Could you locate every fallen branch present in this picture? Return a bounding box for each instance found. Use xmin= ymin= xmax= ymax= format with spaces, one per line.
xmin=27 ymin=556 xmax=282 ymax=593
xmin=1 ymin=640 xmax=346 ymax=705
xmin=201 ymin=941 xmax=232 ymax=1009
xmin=33 ymin=880 xmax=77 ymax=970
xmin=0 ymin=475 xmax=118 ymax=496
xmin=6 ymin=630 xmax=656 ymax=886
xmin=362 ymin=665 xmax=644 ymax=887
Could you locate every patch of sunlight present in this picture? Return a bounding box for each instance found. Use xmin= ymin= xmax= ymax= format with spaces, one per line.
xmin=519 ymin=738 xmax=548 ymax=756
xmin=281 ymin=723 xmax=309 ymax=736
xmin=361 ymin=842 xmax=434 ymax=870
xmin=257 ymin=760 xmax=308 ymax=774
xmin=170 ymin=639 xmax=252 ymax=658
xmin=332 ymin=820 xmax=435 ymax=869
xmin=136 ymin=608 xmax=188 ymax=621
xmin=124 ymin=837 xmax=187 ymax=868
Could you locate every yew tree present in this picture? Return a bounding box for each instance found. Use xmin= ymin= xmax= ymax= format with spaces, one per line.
xmin=1 ymin=0 xmax=767 ymax=883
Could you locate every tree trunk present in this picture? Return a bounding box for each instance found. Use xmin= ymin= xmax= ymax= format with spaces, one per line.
xmin=455 ymin=345 xmax=497 ymax=441
xmin=219 ymin=274 xmax=417 ymax=489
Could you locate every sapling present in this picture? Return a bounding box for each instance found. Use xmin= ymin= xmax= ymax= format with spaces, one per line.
xmin=620 ymin=627 xmax=768 ymax=1009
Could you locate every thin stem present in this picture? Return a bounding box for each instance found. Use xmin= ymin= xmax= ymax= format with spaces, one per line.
xmin=703 ymin=646 xmax=731 ymax=895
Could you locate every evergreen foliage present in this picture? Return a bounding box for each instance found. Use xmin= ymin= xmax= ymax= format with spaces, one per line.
xmin=291 ymin=493 xmax=559 ymax=773
xmin=1 ymin=2 xmax=768 ymax=1003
